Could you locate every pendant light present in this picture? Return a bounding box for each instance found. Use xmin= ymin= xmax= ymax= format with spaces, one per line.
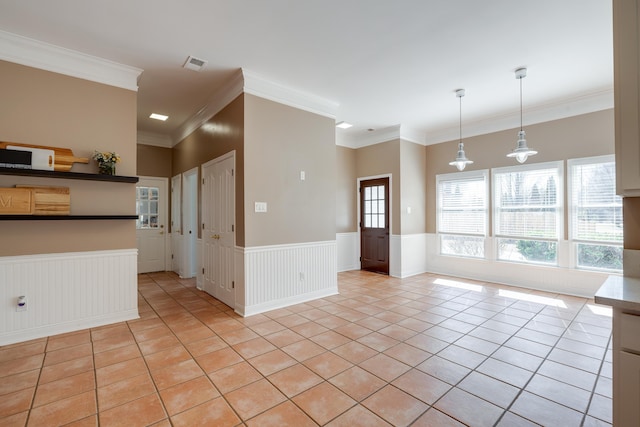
xmin=449 ymin=89 xmax=473 ymax=171
xmin=507 ymin=67 xmax=537 ymax=163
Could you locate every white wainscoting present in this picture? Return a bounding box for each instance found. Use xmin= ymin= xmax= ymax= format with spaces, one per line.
xmin=425 ymin=234 xmax=609 ymax=298
xmin=0 ymin=249 xmax=139 ymax=345
xmin=397 ymin=233 xmax=429 ymax=278
xmin=238 ymin=240 xmax=338 ymax=316
xmin=336 ymin=232 xmax=359 ymax=272
xmin=336 ymin=233 xmax=428 ymax=279
xmin=334 ymin=231 xmax=609 ymax=297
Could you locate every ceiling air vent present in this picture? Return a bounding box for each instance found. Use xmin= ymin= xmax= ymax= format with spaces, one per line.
xmin=183 ymin=55 xmax=208 ymax=71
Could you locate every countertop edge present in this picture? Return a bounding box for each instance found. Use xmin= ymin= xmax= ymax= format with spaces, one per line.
xmin=594 ymin=275 xmax=640 ymax=311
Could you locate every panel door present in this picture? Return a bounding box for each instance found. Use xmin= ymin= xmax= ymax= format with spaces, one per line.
xmin=136 ymin=177 xmax=168 ymax=273
xmin=202 ymin=153 xmax=236 ymax=308
xmin=360 ymin=177 xmax=390 ymax=274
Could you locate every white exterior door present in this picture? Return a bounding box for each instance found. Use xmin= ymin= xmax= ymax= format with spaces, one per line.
xmin=202 ymin=152 xmax=235 ymax=308
xmin=136 ymin=177 xmax=168 ymax=273
xmin=170 ymin=174 xmax=182 ymax=276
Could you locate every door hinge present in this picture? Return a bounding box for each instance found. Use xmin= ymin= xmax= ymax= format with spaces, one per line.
xmin=359 ymin=256 xmax=362 ymax=261
xmin=232 ymin=169 xmax=234 ymax=176
xmin=171 ymin=254 xmax=174 ymax=259
xmin=202 ymin=178 xmax=205 ymax=185
xmin=202 ymin=268 xmax=205 ymax=274
xmin=202 ymin=223 xmax=205 ymax=230
xmin=232 ymin=281 xmax=235 ymax=289
xmin=231 ymin=224 xmax=234 ymax=232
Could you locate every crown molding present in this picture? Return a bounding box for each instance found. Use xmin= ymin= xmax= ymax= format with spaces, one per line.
xmin=425 ymin=88 xmax=614 ymax=145
xmin=336 ymin=124 xmax=425 ymax=149
xmin=242 ymin=69 xmax=339 ymax=119
xmin=336 ymin=125 xmax=401 ymax=149
xmin=0 ymin=30 xmax=142 ymax=91
xmin=137 ymin=131 xmax=173 ymax=148
xmin=173 ymin=68 xmax=340 ymax=146
xmin=339 ymin=88 xmax=614 ymax=149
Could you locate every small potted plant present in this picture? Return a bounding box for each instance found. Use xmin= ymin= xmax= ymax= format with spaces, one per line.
xmin=93 ymin=151 xmax=120 ymax=175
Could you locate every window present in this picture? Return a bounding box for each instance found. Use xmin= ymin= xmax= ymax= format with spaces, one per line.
xmin=437 ymin=170 xmax=488 ymax=258
xmin=136 ymin=186 xmax=159 ymax=229
xmin=569 ymin=155 xmax=623 ymax=271
xmin=493 ymin=162 xmax=562 ymax=265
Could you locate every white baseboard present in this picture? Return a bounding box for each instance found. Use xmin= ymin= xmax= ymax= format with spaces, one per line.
xmin=237 ymin=287 xmax=338 ymax=317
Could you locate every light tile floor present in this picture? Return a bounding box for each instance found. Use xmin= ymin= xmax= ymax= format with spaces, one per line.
xmin=0 ymin=270 xmax=613 ymax=426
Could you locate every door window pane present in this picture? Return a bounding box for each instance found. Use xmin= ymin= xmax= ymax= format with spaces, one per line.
xmin=363 ymin=184 xmax=386 ymax=229
xmin=136 ymin=186 xmax=160 ymax=229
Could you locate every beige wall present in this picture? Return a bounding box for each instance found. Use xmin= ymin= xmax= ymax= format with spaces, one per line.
xmin=425 ymin=109 xmax=615 ymax=235
xmin=244 ymin=94 xmax=335 ymax=246
xmin=0 ymin=60 xmax=137 ymax=256
xmin=400 ymin=140 xmax=427 ymax=235
xmin=171 ymin=95 xmax=245 ymax=245
xmin=356 ymin=139 xmax=401 ymax=234
xmin=137 ymin=144 xmax=172 ymax=178
xmin=336 ymin=145 xmax=357 ymax=233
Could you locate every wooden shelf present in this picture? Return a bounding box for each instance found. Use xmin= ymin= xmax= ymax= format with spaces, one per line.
xmin=0 ymin=167 xmax=139 ymax=183
xmin=0 ymin=215 xmax=138 ymax=221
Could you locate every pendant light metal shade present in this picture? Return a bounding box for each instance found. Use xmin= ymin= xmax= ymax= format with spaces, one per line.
xmin=507 ymin=68 xmax=537 ymax=163
xmin=449 ymin=89 xmax=473 ymax=171
xmin=507 ymin=130 xmax=537 ymax=163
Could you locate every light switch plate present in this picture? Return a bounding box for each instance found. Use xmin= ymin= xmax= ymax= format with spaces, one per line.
xmin=255 ymin=202 xmax=267 ymax=213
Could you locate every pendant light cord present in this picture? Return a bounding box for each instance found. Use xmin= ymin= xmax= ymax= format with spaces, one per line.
xmin=519 ymin=76 xmax=523 ymax=132
xmin=459 ymin=94 xmax=462 ymax=144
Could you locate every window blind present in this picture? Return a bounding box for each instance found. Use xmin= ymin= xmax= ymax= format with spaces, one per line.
xmin=438 ymin=175 xmax=487 ymax=236
xmin=494 ymin=166 xmax=560 ymax=240
xmin=570 ymin=160 xmax=622 ymax=243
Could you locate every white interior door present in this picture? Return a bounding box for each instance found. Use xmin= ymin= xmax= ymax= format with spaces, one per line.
xmin=182 ymin=167 xmax=198 ymax=278
xmin=202 ymin=152 xmax=235 ymax=308
xmin=136 ymin=177 xmax=168 ymax=273
xmin=171 ymin=174 xmax=182 ymax=275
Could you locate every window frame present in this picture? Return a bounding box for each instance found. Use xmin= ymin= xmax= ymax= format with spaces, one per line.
xmin=491 ymin=161 xmax=564 ymax=266
xmin=436 ymin=169 xmax=489 ymax=259
xmin=568 ymin=154 xmax=623 ymax=272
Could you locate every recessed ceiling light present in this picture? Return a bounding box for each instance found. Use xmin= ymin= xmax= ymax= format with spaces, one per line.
xmin=336 ymin=121 xmax=352 ymax=129
xmin=150 ymin=113 xmax=169 ymax=121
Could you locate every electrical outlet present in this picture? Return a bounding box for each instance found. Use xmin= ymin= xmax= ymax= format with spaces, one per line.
xmin=16 ymin=296 xmax=27 ymax=312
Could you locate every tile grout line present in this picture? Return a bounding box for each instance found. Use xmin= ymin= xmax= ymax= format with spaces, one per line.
xmin=137 ymin=274 xmax=247 ymax=425
xmin=579 ymin=331 xmax=613 ymax=426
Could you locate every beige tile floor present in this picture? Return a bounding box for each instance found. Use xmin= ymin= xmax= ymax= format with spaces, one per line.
xmin=0 ymin=270 xmax=613 ymax=426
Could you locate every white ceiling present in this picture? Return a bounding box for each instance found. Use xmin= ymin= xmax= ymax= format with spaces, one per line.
xmin=0 ymin=0 xmax=613 ymax=147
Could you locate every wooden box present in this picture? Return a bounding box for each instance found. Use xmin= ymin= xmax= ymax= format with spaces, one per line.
xmin=0 ymin=188 xmax=34 ymax=214
xmin=15 ymin=185 xmax=70 ymax=215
